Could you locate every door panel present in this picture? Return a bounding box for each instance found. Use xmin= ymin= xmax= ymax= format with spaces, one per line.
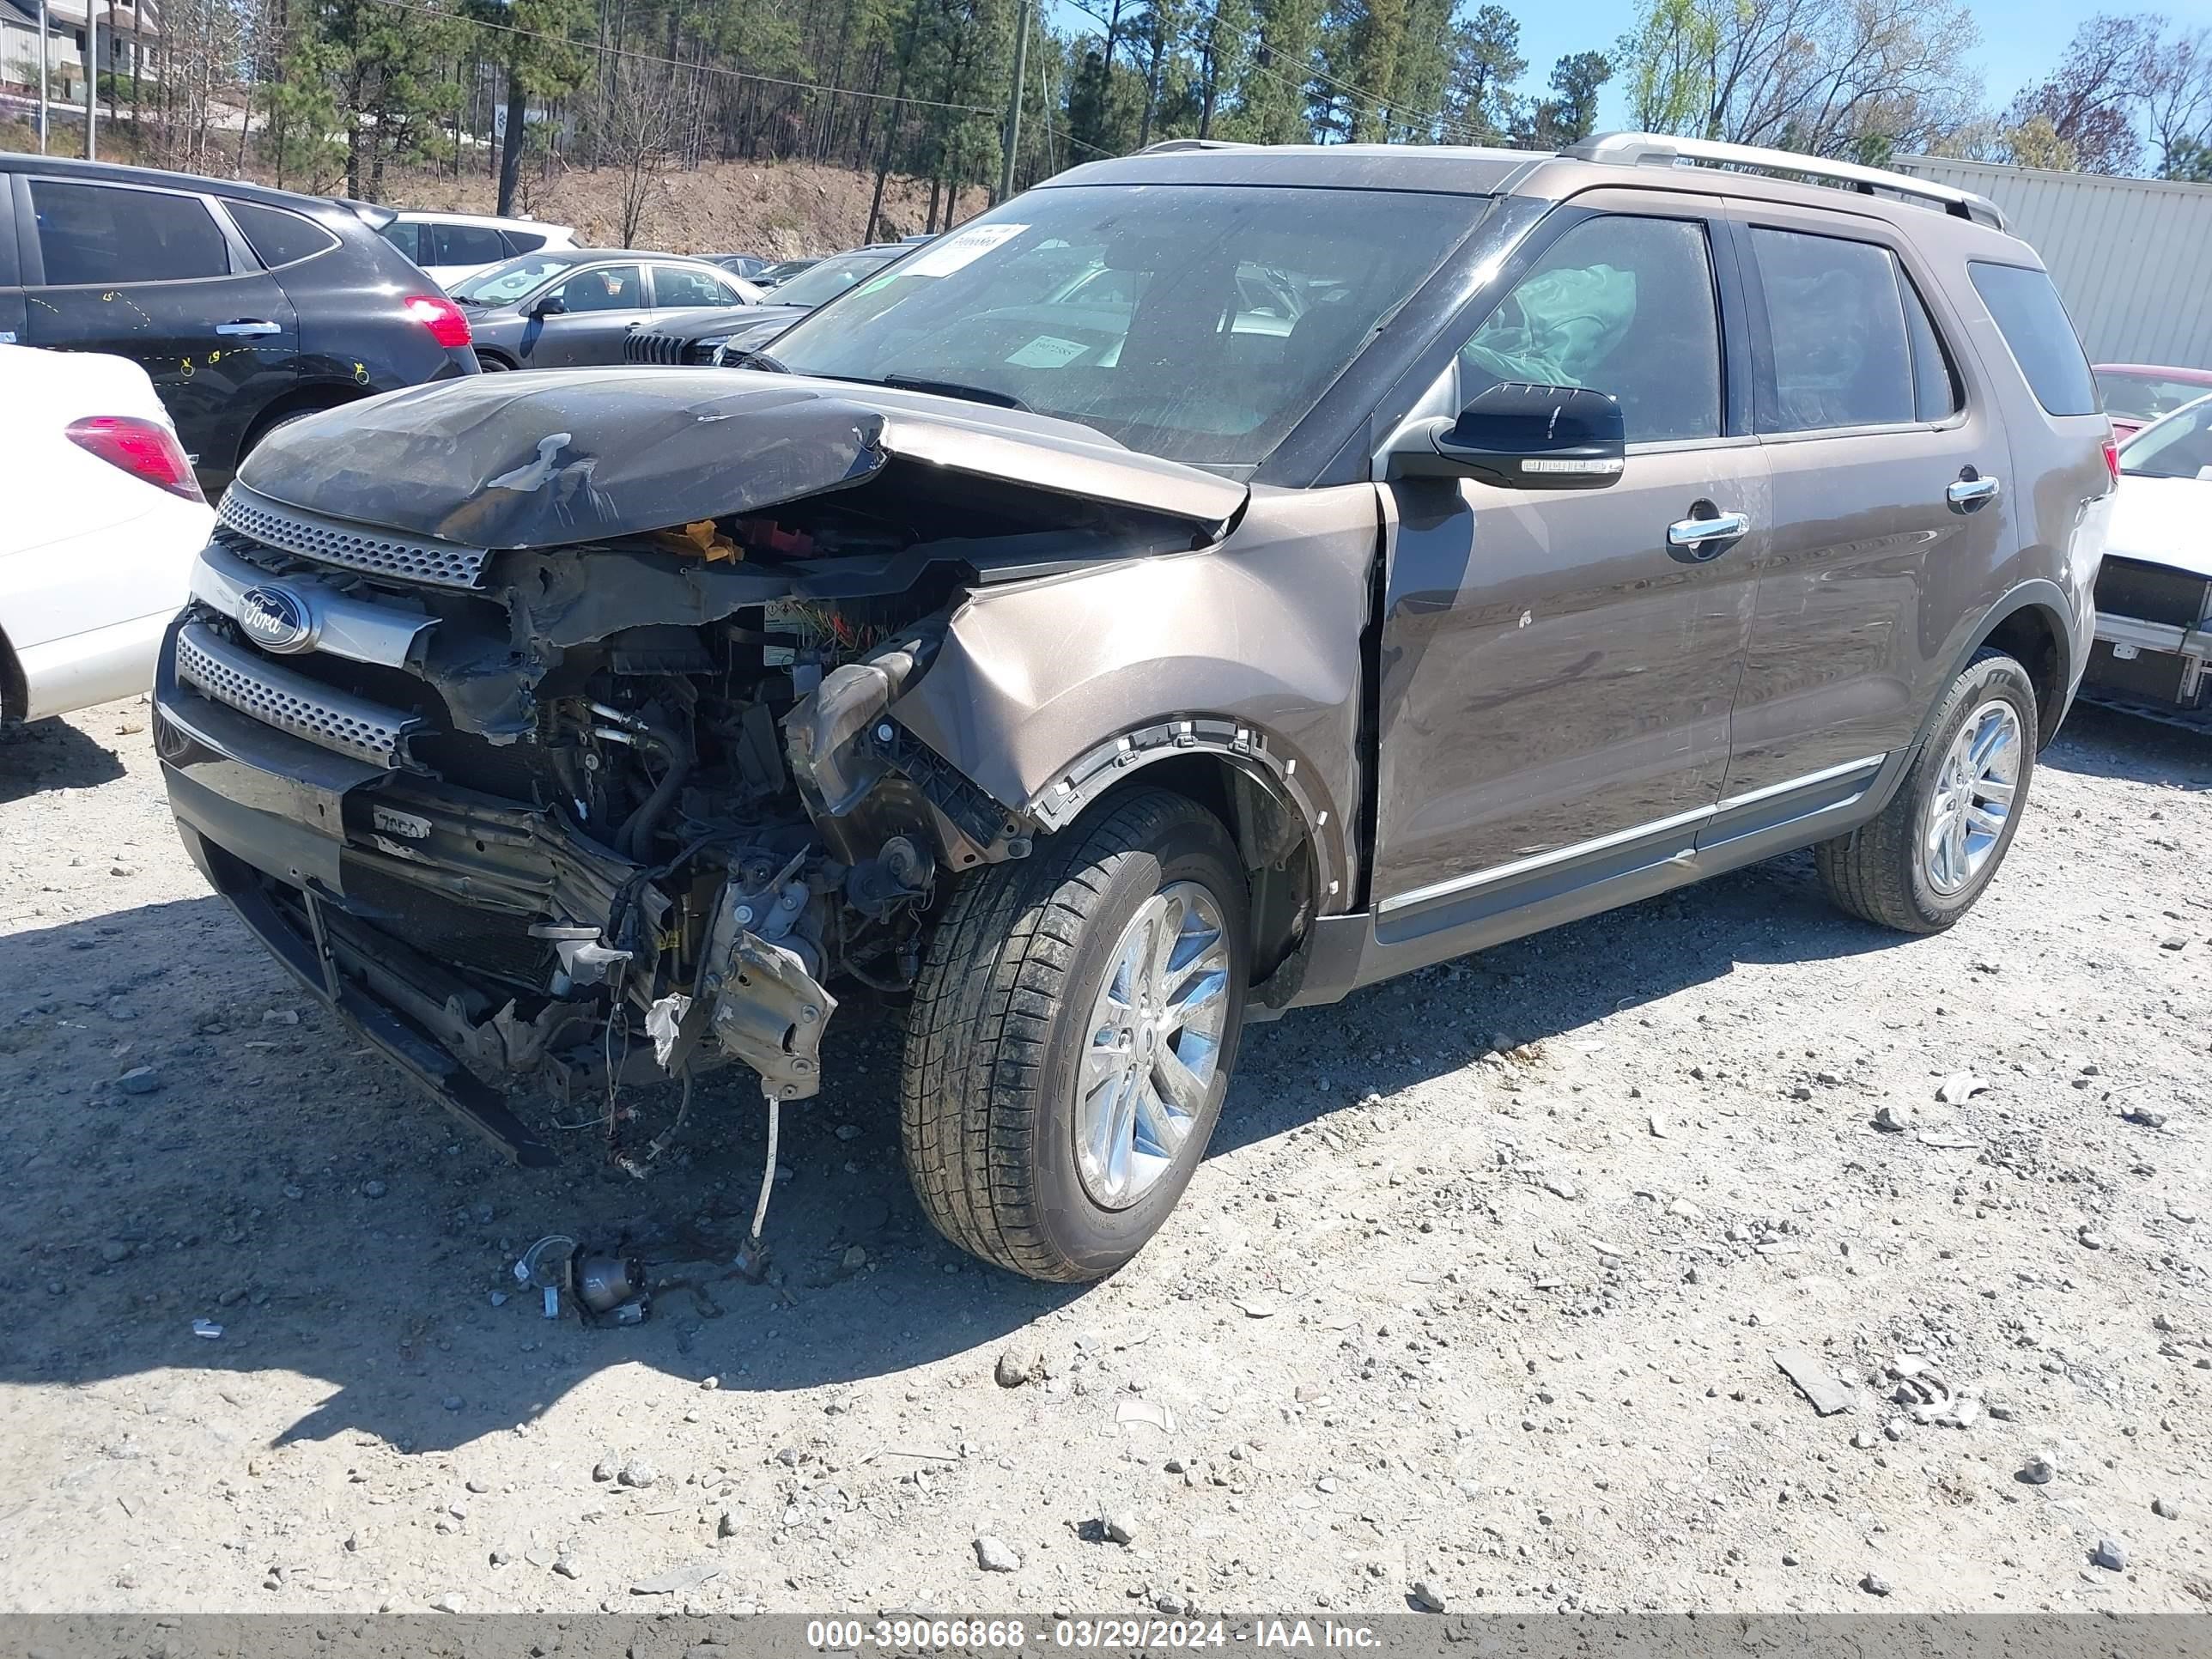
xmin=20 ymin=177 xmax=300 ymax=479
xmin=1721 ymin=210 xmax=2013 ymax=799
xmin=1370 ymin=201 xmax=1767 ymax=916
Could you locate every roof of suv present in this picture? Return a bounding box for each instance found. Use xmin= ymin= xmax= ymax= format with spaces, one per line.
xmin=1044 ymin=131 xmax=2025 ymax=259
xmin=0 ymin=151 xmax=375 ymax=220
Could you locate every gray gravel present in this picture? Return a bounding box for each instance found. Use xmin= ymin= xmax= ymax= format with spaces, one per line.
xmin=1 ymin=696 xmax=2208 ymax=1614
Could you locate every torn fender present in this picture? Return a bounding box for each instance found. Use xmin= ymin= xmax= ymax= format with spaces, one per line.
xmin=236 ymin=370 xmax=1248 ymax=549
xmin=889 ymin=484 xmax=1381 ymax=908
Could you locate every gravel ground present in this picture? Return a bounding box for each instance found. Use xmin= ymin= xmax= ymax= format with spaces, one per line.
xmin=1 ymin=696 xmax=2207 ymax=1617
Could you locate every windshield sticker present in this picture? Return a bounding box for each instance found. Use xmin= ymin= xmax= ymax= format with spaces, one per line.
xmin=1005 ymin=334 xmax=1090 ymax=369
xmin=900 ymin=223 xmax=1027 ymax=278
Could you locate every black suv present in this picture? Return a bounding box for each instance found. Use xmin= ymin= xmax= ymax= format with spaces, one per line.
xmin=0 ymin=155 xmax=477 ymax=491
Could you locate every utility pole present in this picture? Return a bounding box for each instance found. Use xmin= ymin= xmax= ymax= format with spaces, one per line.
xmin=82 ymin=4 xmax=96 ymax=160
xmin=997 ymin=0 xmax=1029 ymax=204
xmin=35 ymin=0 xmax=48 ymax=152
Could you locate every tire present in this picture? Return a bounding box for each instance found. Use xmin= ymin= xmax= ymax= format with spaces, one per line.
xmin=900 ymin=790 xmax=1249 ymax=1282
xmin=475 ymin=352 xmax=511 ymax=372
xmin=1815 ymin=649 xmax=2039 ymax=933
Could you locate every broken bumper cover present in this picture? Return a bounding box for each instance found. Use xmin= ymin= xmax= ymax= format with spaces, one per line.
xmin=150 ymin=619 xmax=839 ymax=1162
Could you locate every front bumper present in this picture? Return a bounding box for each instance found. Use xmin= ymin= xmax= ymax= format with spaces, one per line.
xmin=153 ymin=624 xmax=565 ymax=1163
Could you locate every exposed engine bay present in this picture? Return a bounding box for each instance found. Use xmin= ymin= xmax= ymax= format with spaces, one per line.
xmin=162 ymin=372 xmax=1245 ymax=1196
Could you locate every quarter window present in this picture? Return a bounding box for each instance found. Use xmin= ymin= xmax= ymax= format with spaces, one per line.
xmin=1458 ymin=214 xmax=1723 ymax=444
xmin=31 ymin=180 xmax=230 ymax=285
xmin=1750 ymin=228 xmax=1915 ymax=432
xmin=1970 ymin=262 xmax=2099 ymax=416
xmin=228 ymin=201 xmax=339 ymax=269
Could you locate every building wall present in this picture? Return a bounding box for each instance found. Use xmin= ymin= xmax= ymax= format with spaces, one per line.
xmin=1898 ymin=155 xmax=2212 ymax=370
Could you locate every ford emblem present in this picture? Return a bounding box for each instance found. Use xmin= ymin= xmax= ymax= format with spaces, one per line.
xmin=238 ymin=585 xmax=313 ymax=653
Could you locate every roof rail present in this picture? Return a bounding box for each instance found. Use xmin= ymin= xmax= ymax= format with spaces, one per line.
xmin=1560 ymin=132 xmax=2005 ymax=230
xmin=1137 ymin=137 xmax=1254 ymax=155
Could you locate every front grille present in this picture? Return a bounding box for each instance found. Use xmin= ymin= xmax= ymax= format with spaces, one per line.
xmin=623 ymin=330 xmax=709 ymax=367
xmin=2095 ymin=557 xmax=2211 ymax=629
xmin=174 ymin=622 xmax=413 ymax=767
xmin=218 ymin=484 xmax=491 ymax=589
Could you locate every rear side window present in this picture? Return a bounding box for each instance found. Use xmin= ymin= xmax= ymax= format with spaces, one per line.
xmin=1969 ymin=262 xmax=2098 ymax=416
xmin=31 ymin=180 xmax=230 ymax=285
xmin=228 ymin=200 xmax=338 ymax=269
xmin=1749 ymin=228 xmax=1912 ymax=432
xmin=503 ymin=229 xmax=547 ymax=255
xmin=427 ymin=222 xmax=507 ymax=267
xmin=653 ymin=264 xmax=734 ymax=307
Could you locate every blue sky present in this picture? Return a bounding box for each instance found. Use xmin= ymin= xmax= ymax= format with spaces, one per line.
xmin=1048 ymin=0 xmax=2132 ymax=133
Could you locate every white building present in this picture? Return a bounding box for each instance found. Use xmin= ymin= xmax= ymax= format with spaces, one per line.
xmin=1 ymin=0 xmax=163 ymax=104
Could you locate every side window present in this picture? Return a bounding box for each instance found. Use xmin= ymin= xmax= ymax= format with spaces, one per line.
xmin=1458 ymin=214 xmax=1722 ymax=444
xmin=30 ymin=180 xmax=230 ymax=285
xmin=379 ymin=221 xmax=423 ymax=263
xmin=1749 ymin=228 xmax=1913 ymax=432
xmin=551 ymin=264 xmax=642 ymax=313
xmin=1899 ymin=270 xmax=1960 ymax=422
xmin=228 ymin=201 xmax=339 ymax=269
xmin=1969 ymin=262 xmax=2099 ymax=417
xmin=653 ymin=264 xmax=735 ymax=308
xmin=503 ymin=229 xmax=547 ymax=256
xmin=429 ymin=222 xmax=507 ymax=267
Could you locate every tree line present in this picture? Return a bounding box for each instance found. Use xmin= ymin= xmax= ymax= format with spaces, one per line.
xmin=58 ymin=0 xmax=2212 ymax=231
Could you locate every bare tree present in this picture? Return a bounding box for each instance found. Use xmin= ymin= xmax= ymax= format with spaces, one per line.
xmin=599 ymin=55 xmax=678 ymax=246
xmin=2138 ymin=25 xmax=2212 ymax=177
xmin=2002 ymin=14 xmax=2156 ymax=174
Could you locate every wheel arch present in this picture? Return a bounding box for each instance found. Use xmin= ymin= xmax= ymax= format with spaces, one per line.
xmin=1030 ymin=723 xmax=1332 ymax=986
xmin=1938 ymin=582 xmax=2074 ymax=752
xmin=240 ymin=382 xmax=368 ymax=457
xmin=0 ymin=621 xmax=26 ymax=723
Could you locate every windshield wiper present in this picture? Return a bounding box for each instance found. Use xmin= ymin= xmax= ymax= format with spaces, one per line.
xmin=879 ymin=374 xmax=1031 ymax=412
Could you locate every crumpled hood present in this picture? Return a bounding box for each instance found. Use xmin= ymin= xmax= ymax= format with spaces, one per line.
xmin=2106 ymin=473 xmax=2212 ymax=580
xmin=648 ymin=302 xmax=810 ymax=343
xmin=236 ymin=369 xmax=1248 ymax=550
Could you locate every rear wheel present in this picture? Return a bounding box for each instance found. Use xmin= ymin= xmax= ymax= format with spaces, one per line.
xmin=899 ymin=790 xmax=1249 ymax=1282
xmin=1815 ymin=650 xmax=2038 ymax=933
xmin=475 ymin=351 xmax=512 ymax=372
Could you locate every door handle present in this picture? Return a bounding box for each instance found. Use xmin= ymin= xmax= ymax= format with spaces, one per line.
xmin=1667 ymin=510 xmax=1750 ymax=547
xmin=1947 ymin=474 xmax=2002 ymax=507
xmin=215 ymin=319 xmax=282 ymax=337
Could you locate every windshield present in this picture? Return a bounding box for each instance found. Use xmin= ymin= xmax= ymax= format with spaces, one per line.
xmin=770 ymin=251 xmax=900 ymax=308
xmin=2120 ymin=394 xmax=2212 ymax=479
xmin=2096 ymin=369 xmax=2212 ymax=424
xmin=761 ymin=185 xmax=1483 ymax=467
xmin=449 ymin=253 xmax=584 ymax=305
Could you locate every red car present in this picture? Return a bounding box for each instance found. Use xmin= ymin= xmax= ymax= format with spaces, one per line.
xmin=2094 ymin=362 xmax=2212 ymax=438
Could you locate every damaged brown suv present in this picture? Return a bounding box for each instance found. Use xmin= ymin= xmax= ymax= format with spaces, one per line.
xmin=155 ymin=134 xmax=2116 ymax=1282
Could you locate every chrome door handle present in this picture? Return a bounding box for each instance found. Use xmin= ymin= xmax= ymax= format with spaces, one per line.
xmin=215 ymin=319 xmax=282 ymax=337
xmin=1947 ymin=474 xmax=2002 ymax=507
xmin=1667 ymin=510 xmax=1750 ymax=546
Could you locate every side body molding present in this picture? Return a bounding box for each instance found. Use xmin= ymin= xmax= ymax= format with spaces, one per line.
xmin=890 ymin=483 xmax=1383 ymax=910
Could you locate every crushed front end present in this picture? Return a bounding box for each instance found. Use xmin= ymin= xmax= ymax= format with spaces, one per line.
xmin=152 ymin=371 xmax=1235 ymax=1177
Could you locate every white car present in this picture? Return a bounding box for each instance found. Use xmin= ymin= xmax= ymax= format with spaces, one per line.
xmin=376 ymin=210 xmax=580 ymax=290
xmin=2085 ymin=392 xmax=2212 ymax=715
xmin=0 ymin=345 xmax=215 ymax=724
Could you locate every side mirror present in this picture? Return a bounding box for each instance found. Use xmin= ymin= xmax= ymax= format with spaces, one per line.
xmin=1387 ymin=382 xmax=1626 ymax=489
xmin=531 ymin=291 xmax=567 ymax=318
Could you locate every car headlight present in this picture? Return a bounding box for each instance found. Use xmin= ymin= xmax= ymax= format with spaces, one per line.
xmin=693 ymin=336 xmax=732 ymax=363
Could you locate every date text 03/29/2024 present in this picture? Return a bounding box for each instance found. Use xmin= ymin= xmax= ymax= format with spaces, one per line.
xmin=802 ymin=1620 xmax=1382 ymax=1650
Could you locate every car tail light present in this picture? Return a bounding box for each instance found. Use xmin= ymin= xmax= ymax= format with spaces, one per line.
xmin=64 ymin=415 xmax=204 ymax=501
xmin=404 ymin=293 xmax=472 ymax=349
xmin=2102 ymin=436 xmax=2122 ymax=487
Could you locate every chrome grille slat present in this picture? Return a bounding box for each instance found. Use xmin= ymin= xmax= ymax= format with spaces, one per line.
xmin=174 ymin=622 xmax=412 ymax=768
xmin=217 ymin=484 xmax=490 ymax=589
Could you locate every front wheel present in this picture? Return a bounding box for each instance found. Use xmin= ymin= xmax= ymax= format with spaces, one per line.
xmin=899 ymin=790 xmax=1249 ymax=1282
xmin=1815 ymin=649 xmax=2039 ymax=933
